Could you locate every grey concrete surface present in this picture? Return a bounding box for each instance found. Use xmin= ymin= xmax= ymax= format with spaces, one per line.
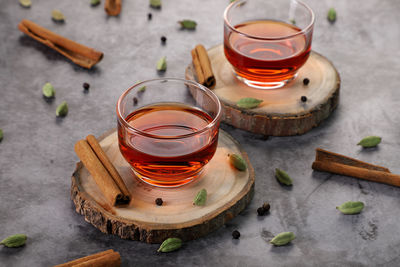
xmin=1 ymin=0 xmax=400 ymax=266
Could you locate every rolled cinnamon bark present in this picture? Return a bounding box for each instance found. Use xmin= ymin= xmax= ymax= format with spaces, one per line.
xmin=86 ymin=135 xmax=131 ymax=203
xmin=191 ymin=44 xmax=216 ymax=88
xmin=312 ymin=148 xmax=400 ymax=187
xmin=18 ymin=19 xmax=103 ymax=69
xmin=54 ymin=249 xmax=120 ymax=267
xmin=105 ymin=0 xmax=121 ymax=16
xmin=74 ymin=139 xmax=130 ymax=206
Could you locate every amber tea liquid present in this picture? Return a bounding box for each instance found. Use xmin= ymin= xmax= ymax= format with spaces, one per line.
xmin=224 ymin=20 xmax=312 ymax=86
xmin=118 ymin=102 xmax=219 ymax=187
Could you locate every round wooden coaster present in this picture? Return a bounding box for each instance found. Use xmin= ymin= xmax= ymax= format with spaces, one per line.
xmin=71 ymin=129 xmax=254 ymax=244
xmin=185 ymin=44 xmax=341 ymax=136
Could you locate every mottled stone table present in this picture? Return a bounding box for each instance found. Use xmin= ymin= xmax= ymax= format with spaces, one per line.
xmin=1 ymin=0 xmax=400 ymax=266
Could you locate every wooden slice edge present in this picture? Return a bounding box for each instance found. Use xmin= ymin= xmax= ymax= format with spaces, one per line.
xmin=70 ymin=129 xmax=255 ymax=243
xmin=185 ymin=49 xmax=341 ymax=136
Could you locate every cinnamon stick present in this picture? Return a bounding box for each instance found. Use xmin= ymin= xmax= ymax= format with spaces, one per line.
xmin=105 ymin=0 xmax=121 ymax=16
xmin=86 ymin=135 xmax=131 ymax=203
xmin=74 ymin=138 xmax=131 ymax=206
xmin=54 ymin=249 xmax=120 ymax=267
xmin=191 ymin=44 xmax=216 ymax=88
xmin=312 ymin=148 xmax=400 ymax=187
xmin=18 ymin=20 xmax=103 ymax=69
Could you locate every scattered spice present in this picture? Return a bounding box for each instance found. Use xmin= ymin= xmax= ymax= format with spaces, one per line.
xmin=327 ymin=8 xmax=336 ymax=23
xmin=18 ymin=20 xmax=104 ymax=69
xmin=357 ymin=136 xmax=381 ymax=148
xmin=156 ymin=56 xmax=167 ymax=71
xmin=133 ymin=97 xmax=138 ymax=106
xmin=257 ymin=207 xmax=265 ymax=216
xmin=275 ymin=168 xmax=293 ymax=186
xmin=158 ymin=238 xmax=182 ymax=253
xmin=42 ymin=82 xmax=55 ymax=98
xmin=312 ymin=148 xmax=400 ymax=188
xmin=90 ymin=0 xmax=101 ymax=6
xmin=51 ymin=10 xmax=65 ymax=22
xmin=56 ymin=101 xmax=68 ymax=117
xmin=155 ymin=198 xmax=163 ymax=206
xmin=191 ymin=44 xmax=216 ymax=88
xmin=74 ymin=136 xmax=131 ymax=206
xmin=0 ymin=129 xmax=3 ymax=142
xmin=161 ymin=36 xmax=167 ymax=44
xmin=229 ymin=154 xmax=247 ymax=171
xmin=148 ymin=13 xmax=152 ymax=20
xmin=150 ymin=0 xmax=161 ymax=8
xmin=54 ymin=249 xmax=120 ymax=266
xmin=303 ymin=78 xmax=310 ymax=85
xmin=301 ymin=96 xmax=307 ymax=102
xmin=137 ymin=85 xmax=146 ymax=93
xmin=0 ymin=234 xmax=27 ymax=248
xmin=337 ymin=201 xmax=364 ymax=215
xmin=179 ymin=20 xmax=197 ymax=30
xmin=232 ymin=230 xmax=240 ymax=239
xmin=83 ymin=82 xmax=90 ymax=91
xmin=257 ymin=202 xmax=270 ymax=216
xmin=19 ymin=0 xmax=31 ymax=8
xmin=105 ymin=0 xmax=121 ymax=16
xmin=262 ymin=202 xmax=271 ymax=212
xmin=270 ymin=232 xmax=295 ymax=246
xmin=193 ymin=188 xmax=207 ymax=206
xmin=237 ymin=97 xmax=263 ymax=109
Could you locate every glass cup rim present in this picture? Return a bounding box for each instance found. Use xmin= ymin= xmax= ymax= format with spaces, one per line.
xmin=223 ymin=0 xmax=315 ymax=41
xmin=116 ymin=78 xmax=222 ymax=139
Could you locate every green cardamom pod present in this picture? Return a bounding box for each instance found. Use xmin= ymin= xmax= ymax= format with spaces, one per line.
xmin=52 ymin=10 xmax=65 ymax=22
xmin=289 ymin=19 xmax=296 ymax=25
xmin=150 ymin=0 xmax=162 ymax=8
xmin=193 ymin=188 xmax=207 ymax=206
xmin=336 ymin=201 xmax=364 ymax=215
xmin=42 ymin=82 xmax=55 ymax=98
xmin=157 ymin=237 xmax=182 ymax=252
xmin=19 ymin=0 xmax=31 ymax=8
xmin=0 ymin=234 xmax=27 ymax=248
xmin=178 ymin=20 xmax=197 ymax=30
xmin=138 ymin=85 xmax=146 ymax=93
xmin=156 ymin=56 xmax=167 ymax=71
xmin=275 ymin=168 xmax=293 ymax=186
xmin=0 ymin=129 xmax=3 ymax=142
xmin=229 ymin=154 xmax=247 ymax=171
xmin=357 ymin=136 xmax=381 ymax=148
xmin=236 ymin=97 xmax=263 ymax=109
xmin=56 ymin=101 xmax=68 ymax=117
xmin=90 ymin=0 xmax=101 ymax=6
xmin=327 ymin=8 xmax=336 ymax=22
xmin=270 ymin=232 xmax=295 ymax=246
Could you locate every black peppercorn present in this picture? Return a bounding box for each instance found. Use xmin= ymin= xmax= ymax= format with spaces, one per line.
xmin=161 ymin=36 xmax=167 ymax=44
xmin=83 ymin=82 xmax=90 ymax=91
xmin=155 ymin=198 xmax=163 ymax=206
xmin=301 ymin=96 xmax=307 ymax=102
xmin=257 ymin=207 xmax=266 ymax=216
xmin=232 ymin=230 xmax=240 ymax=239
xmin=262 ymin=202 xmax=270 ymax=213
xmin=148 ymin=13 xmax=152 ymax=20
xmin=303 ymin=78 xmax=310 ymax=85
xmin=133 ymin=97 xmax=138 ymax=105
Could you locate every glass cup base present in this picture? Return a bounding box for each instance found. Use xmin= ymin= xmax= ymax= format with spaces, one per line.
xmin=131 ymin=167 xmax=203 ymax=188
xmin=235 ymin=73 xmax=297 ymax=90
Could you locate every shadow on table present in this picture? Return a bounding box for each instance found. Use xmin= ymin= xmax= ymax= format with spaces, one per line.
xmin=0 ymin=246 xmax=26 ymax=255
